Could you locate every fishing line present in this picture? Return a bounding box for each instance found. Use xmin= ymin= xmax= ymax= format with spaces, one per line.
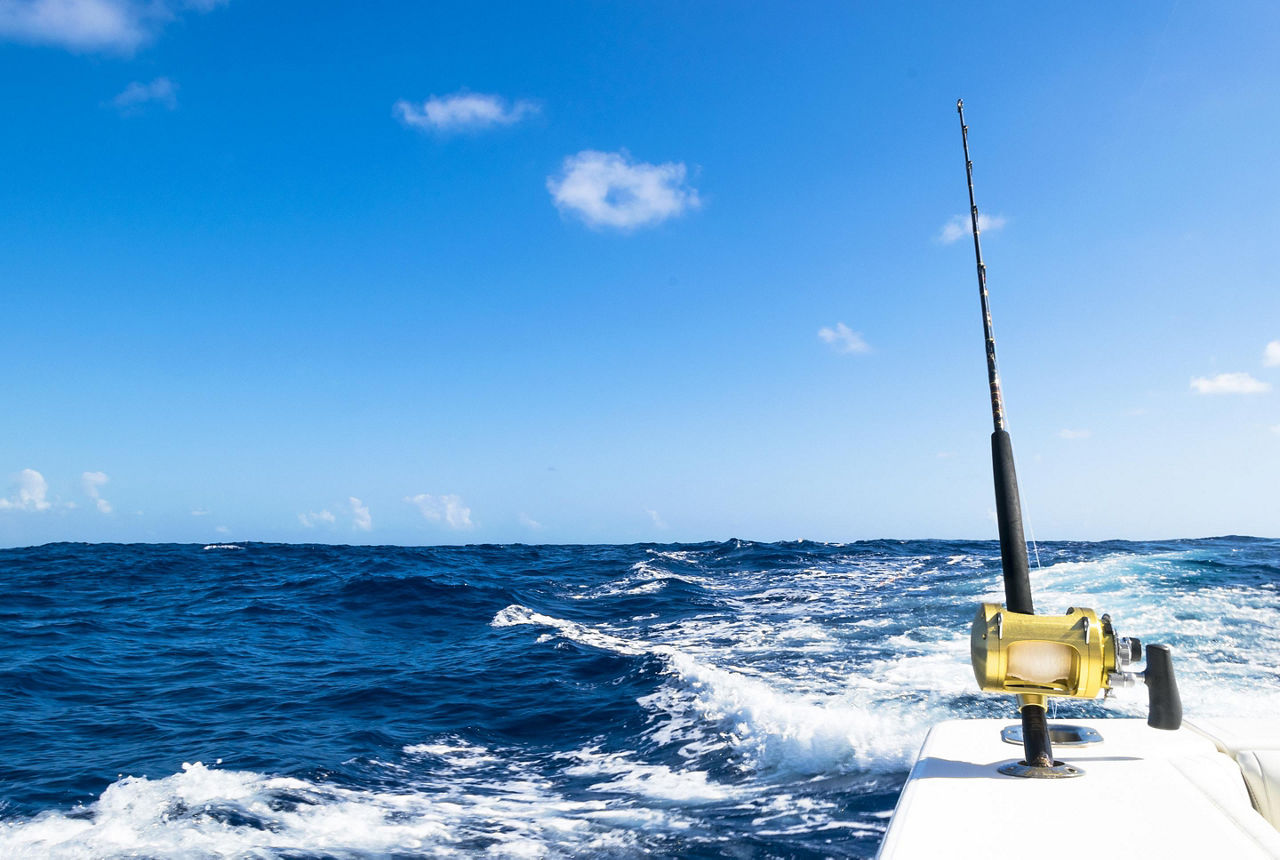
xmin=1025 ymin=504 xmax=1043 ymax=570
xmin=1001 ymin=404 xmax=1042 ymax=571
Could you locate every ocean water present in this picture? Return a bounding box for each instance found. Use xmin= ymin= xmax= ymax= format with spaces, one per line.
xmin=1 ymin=537 xmax=1278 ymax=858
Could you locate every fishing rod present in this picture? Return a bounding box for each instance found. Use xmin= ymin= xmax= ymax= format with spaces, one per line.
xmin=956 ymin=99 xmax=1053 ymax=771
xmin=958 ymin=100 xmax=1035 ymax=619
xmin=955 ymin=101 xmax=1181 ymax=779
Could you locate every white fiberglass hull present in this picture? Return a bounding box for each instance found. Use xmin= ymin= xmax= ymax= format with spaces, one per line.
xmin=878 ymin=718 xmax=1280 ymax=859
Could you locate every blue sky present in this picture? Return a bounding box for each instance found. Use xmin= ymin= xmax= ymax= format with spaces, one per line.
xmin=1 ymin=1 xmax=1277 ymax=546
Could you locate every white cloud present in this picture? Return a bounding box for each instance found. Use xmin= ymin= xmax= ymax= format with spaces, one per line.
xmin=81 ymin=470 xmax=112 ymax=513
xmin=818 ymin=322 xmax=871 ymax=354
xmin=518 ymin=512 xmax=542 ymax=530
xmin=0 ymin=0 xmax=144 ymax=50
xmin=939 ymin=213 xmax=1006 ymax=244
xmin=1271 ymin=424 xmax=1280 ymax=436
xmin=0 ymin=0 xmax=225 ymax=52
xmin=298 ymin=509 xmax=335 ymax=528
xmin=191 ymin=508 xmax=210 ymax=516
xmin=0 ymin=468 xmax=52 ymax=511
xmin=1265 ymin=341 xmax=1280 ymax=367
xmin=1058 ymin=428 xmax=1091 ymax=440
xmin=547 ymin=150 xmax=700 ymax=230
xmin=349 ymin=497 xmax=372 ymax=531
xmin=1190 ymin=372 xmax=1271 ymax=395
xmin=645 ymin=508 xmax=668 ymax=529
xmin=111 ymin=76 xmax=177 ymax=112
xmin=394 ymin=92 xmax=537 ymax=133
xmin=405 ymin=493 xmax=473 ymax=530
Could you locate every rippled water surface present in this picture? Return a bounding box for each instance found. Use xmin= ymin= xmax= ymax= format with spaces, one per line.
xmin=2 ymin=538 xmax=1278 ymax=857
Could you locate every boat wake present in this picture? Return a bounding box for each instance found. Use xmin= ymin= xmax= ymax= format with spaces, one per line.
xmin=1 ymin=538 xmax=1276 ymax=858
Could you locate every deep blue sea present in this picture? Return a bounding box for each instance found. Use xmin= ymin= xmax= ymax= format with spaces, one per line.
xmin=1 ymin=537 xmax=1278 ymax=858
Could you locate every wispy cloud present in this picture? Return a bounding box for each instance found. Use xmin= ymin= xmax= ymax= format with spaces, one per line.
xmin=518 ymin=512 xmax=542 ymax=530
xmin=939 ymin=213 xmax=1006 ymax=244
xmin=1058 ymin=428 xmax=1091 ymax=440
xmin=191 ymin=508 xmax=210 ymax=516
xmin=818 ymin=322 xmax=870 ymax=354
xmin=405 ymin=493 xmax=473 ymax=530
xmin=0 ymin=0 xmax=226 ymax=53
xmin=349 ymin=497 xmax=372 ymax=531
xmin=645 ymin=508 xmax=668 ymax=529
xmin=1190 ymin=372 xmax=1271 ymax=395
xmin=1265 ymin=341 xmax=1280 ymax=367
xmin=111 ymin=76 xmax=177 ymax=113
xmin=394 ymin=92 xmax=538 ymax=133
xmin=547 ymin=150 xmax=700 ymax=230
xmin=81 ymin=470 xmax=112 ymax=513
xmin=0 ymin=468 xmax=52 ymax=511
xmin=298 ymin=509 xmax=335 ymax=528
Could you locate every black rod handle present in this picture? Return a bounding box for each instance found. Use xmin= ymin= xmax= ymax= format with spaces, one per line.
xmin=991 ymin=430 xmax=1033 ymax=614
xmin=1144 ymin=644 xmax=1182 ymax=730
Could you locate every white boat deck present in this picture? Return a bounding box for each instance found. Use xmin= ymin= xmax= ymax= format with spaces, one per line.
xmin=878 ymin=718 xmax=1280 ymax=859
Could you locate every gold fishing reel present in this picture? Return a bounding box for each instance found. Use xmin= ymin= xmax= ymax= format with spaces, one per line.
xmin=970 ymin=604 xmax=1181 ymax=729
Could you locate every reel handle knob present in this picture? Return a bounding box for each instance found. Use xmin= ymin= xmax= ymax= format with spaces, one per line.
xmin=1144 ymin=644 xmax=1182 ymax=730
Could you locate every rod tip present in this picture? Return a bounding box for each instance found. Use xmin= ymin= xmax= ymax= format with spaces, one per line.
xmin=957 ymin=98 xmax=964 ymax=110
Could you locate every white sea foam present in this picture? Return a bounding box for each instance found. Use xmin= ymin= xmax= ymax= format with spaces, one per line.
xmin=0 ymin=762 xmax=447 ymax=858
xmin=493 ymin=605 xmax=651 ymax=657
xmin=0 ymin=756 xmax=665 ymax=859
xmin=495 ymin=603 xmax=930 ymax=775
xmin=403 ymin=738 xmax=503 ymax=767
xmin=566 ymin=568 xmax=675 ymax=600
xmin=201 ymin=544 xmax=242 ymax=551
xmin=658 ymin=649 xmax=925 ymax=773
xmin=646 ymin=549 xmax=699 ymax=564
xmin=565 ymin=748 xmax=733 ymax=803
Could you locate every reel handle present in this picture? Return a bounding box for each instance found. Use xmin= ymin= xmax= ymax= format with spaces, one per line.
xmin=1144 ymin=644 xmax=1182 ymax=730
